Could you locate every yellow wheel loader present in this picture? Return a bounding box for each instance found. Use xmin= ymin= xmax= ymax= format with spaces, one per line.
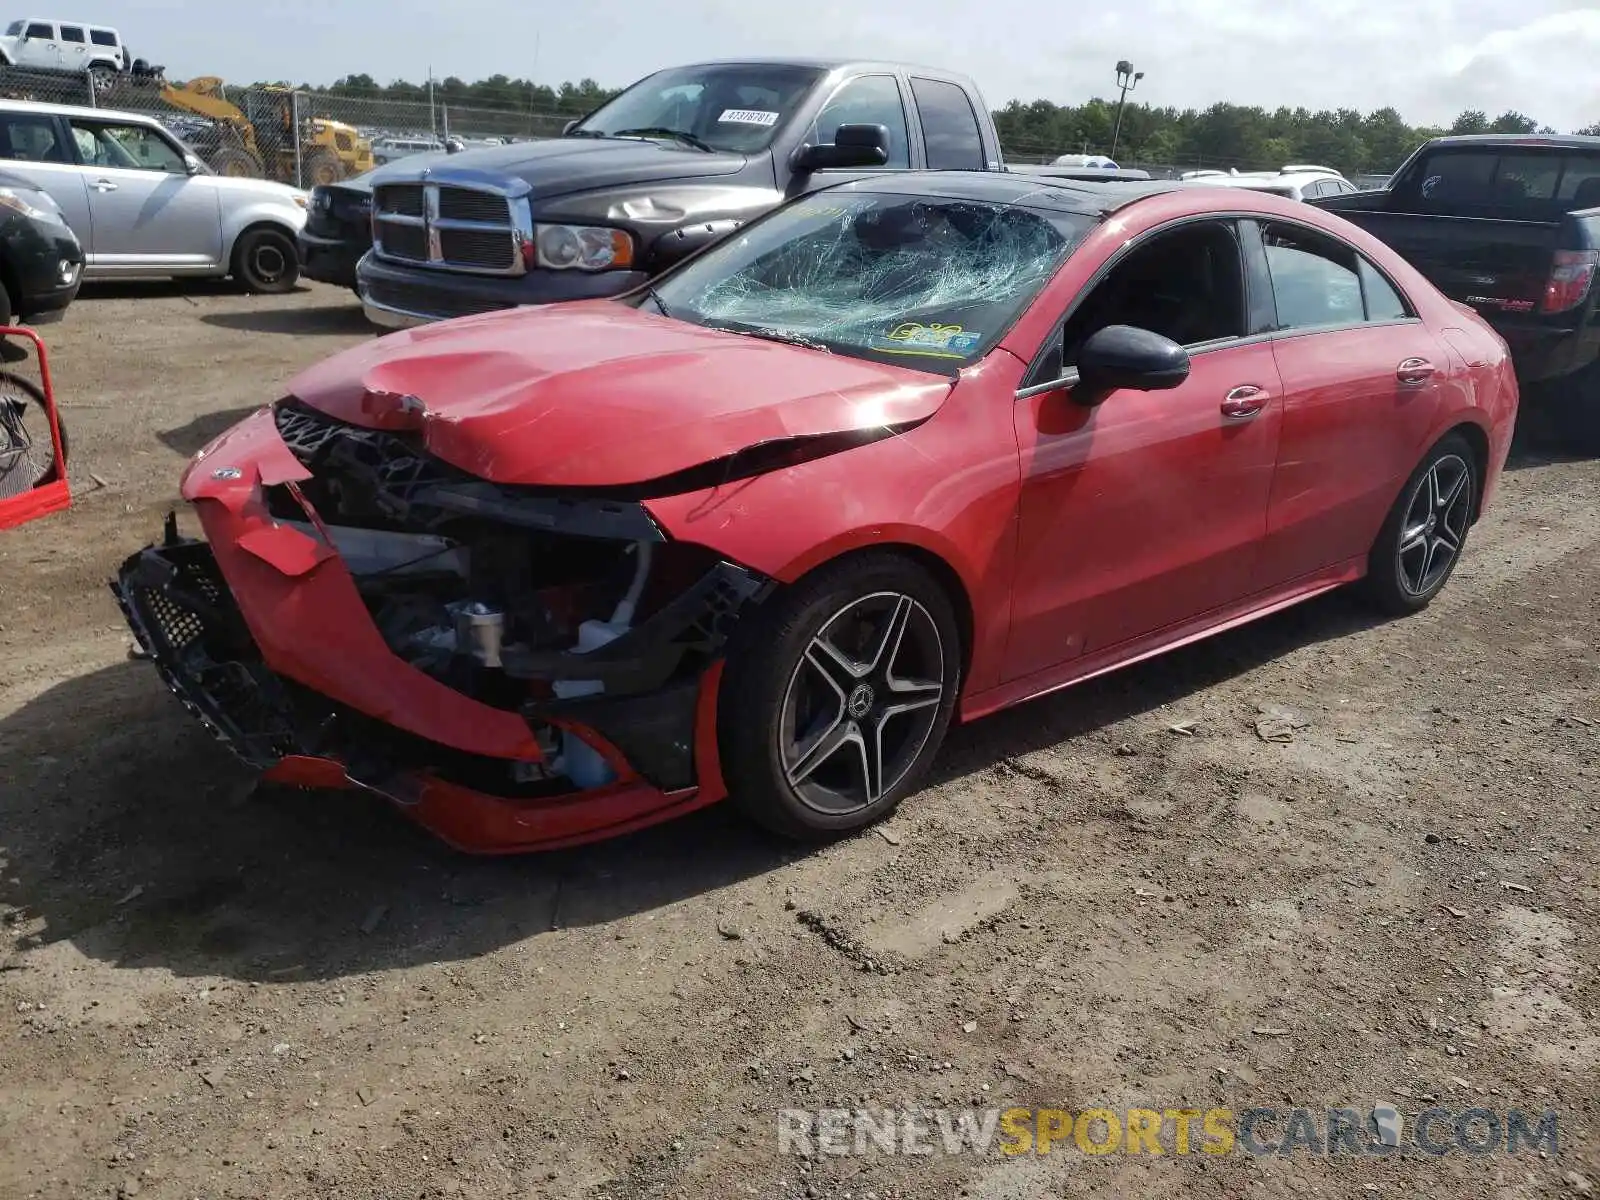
xmin=159 ymin=77 xmax=373 ymax=186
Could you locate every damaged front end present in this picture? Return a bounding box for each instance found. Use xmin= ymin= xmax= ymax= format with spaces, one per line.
xmin=112 ymin=397 xmax=773 ymax=848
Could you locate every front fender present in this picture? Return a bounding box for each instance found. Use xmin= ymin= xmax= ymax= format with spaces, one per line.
xmin=641 ymin=373 xmax=1024 ymax=697
xmin=220 ymin=199 xmax=306 ymax=257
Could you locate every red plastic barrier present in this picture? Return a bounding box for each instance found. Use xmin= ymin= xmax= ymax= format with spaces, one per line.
xmin=0 ymin=326 xmax=70 ymax=531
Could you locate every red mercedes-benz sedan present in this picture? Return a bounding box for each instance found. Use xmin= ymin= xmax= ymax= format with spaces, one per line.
xmin=113 ymin=174 xmax=1518 ymax=852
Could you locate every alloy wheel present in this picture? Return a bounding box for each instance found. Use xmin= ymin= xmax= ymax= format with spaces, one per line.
xmin=777 ymin=591 xmax=946 ymax=815
xmin=1397 ymin=453 xmax=1471 ymax=597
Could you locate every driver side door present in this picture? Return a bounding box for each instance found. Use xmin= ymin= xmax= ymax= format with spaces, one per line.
xmin=1003 ymin=218 xmax=1285 ymax=681
xmin=787 ymin=73 xmax=915 ymax=199
xmin=66 ymin=118 xmax=221 ymax=269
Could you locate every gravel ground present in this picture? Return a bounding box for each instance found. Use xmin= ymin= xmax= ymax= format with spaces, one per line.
xmin=0 ymin=281 xmax=1595 ymax=1200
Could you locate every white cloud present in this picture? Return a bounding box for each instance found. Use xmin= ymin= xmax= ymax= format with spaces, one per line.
xmin=92 ymin=0 xmax=1600 ymax=132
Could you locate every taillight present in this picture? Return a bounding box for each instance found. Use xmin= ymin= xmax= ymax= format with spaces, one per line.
xmin=1541 ymin=249 xmax=1599 ymax=314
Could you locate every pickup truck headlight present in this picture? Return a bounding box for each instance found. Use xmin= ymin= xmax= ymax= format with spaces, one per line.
xmin=532 ymin=224 xmax=634 ymax=271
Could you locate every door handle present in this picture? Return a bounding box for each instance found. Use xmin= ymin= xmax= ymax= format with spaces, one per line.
xmin=1220 ymin=384 xmax=1268 ymax=419
xmin=1397 ymin=357 xmax=1435 ymax=385
xmin=92 ymin=179 xmax=118 ymax=192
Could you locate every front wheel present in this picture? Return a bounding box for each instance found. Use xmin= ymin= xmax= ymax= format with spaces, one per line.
xmin=232 ymin=227 xmax=299 ymax=294
xmin=718 ymin=553 xmax=961 ymax=840
xmin=1358 ymin=432 xmax=1477 ymax=615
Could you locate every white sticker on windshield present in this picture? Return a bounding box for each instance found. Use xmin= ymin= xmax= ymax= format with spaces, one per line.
xmin=718 ymin=109 xmax=779 ymax=127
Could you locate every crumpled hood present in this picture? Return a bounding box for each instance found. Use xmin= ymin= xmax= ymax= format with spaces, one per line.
xmin=379 ymin=137 xmax=749 ymax=202
xmin=283 ymin=302 xmax=952 ymax=488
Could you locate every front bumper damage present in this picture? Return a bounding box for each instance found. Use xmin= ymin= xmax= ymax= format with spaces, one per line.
xmin=111 ymin=406 xmax=772 ymax=853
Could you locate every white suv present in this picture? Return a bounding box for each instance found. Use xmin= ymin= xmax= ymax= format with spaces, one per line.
xmin=0 ymin=18 xmax=125 ymax=90
xmin=1180 ymin=165 xmax=1362 ymax=202
xmin=0 ymin=98 xmax=309 ymax=292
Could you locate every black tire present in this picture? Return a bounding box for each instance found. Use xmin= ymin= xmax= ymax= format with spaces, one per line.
xmin=88 ymin=64 xmax=117 ymax=97
xmin=0 ymin=275 xmax=14 ymax=328
xmin=0 ymin=369 xmax=66 ymax=499
xmin=1358 ymin=432 xmax=1477 ymax=616
xmin=718 ymin=552 xmax=962 ymax=840
xmin=1547 ymin=361 xmax=1600 ymax=456
xmin=232 ymin=227 xmax=299 ymax=294
xmin=209 ymin=147 xmax=263 ymax=178
xmin=302 ymin=149 xmax=344 ymax=188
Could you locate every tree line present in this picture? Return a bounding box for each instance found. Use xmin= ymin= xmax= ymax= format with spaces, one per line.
xmin=278 ymin=73 xmax=1599 ymax=175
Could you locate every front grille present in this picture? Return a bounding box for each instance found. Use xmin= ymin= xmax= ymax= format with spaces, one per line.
xmin=438 ymin=187 xmax=509 ymax=223
xmin=372 ymin=181 xmax=522 ymax=275
xmin=377 ymin=184 xmax=424 ymax=217
xmin=112 ymin=540 xmax=301 ymax=770
xmin=440 ymin=228 xmax=515 ymax=269
xmin=379 ymin=224 xmax=428 ymax=261
xmin=364 ymin=275 xmax=512 ymax=322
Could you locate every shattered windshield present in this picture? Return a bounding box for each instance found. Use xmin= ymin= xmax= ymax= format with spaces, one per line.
xmin=650 ymin=190 xmax=1092 ymax=375
xmin=567 ymin=63 xmax=824 ymax=154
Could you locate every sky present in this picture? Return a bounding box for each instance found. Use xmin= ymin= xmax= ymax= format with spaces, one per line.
xmin=90 ymin=0 xmax=1600 ymax=131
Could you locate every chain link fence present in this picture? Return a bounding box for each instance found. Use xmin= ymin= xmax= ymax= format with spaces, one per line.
xmin=0 ymin=64 xmax=1266 ymax=189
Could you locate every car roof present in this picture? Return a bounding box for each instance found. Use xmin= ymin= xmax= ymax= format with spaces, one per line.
xmin=655 ymin=57 xmax=976 ymax=81
xmin=0 ymin=96 xmax=152 ymax=121
xmin=830 ymin=170 xmax=1186 ymax=215
xmin=1425 ymin=134 xmax=1600 ymax=151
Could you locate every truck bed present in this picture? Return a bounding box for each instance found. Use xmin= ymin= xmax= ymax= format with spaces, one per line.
xmin=1316 ymin=191 xmax=1569 ymax=314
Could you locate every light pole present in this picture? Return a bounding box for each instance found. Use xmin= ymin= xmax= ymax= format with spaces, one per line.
xmin=1110 ymin=60 xmax=1144 ymax=161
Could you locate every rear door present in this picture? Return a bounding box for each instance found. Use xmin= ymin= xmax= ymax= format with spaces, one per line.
xmin=1252 ymin=218 xmax=1447 ymax=586
xmin=907 ymin=76 xmax=990 ymax=171
xmin=56 ymin=24 xmax=88 ymax=73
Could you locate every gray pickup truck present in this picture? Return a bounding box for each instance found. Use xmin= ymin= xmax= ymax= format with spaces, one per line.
xmin=355 ymin=58 xmax=1011 ymax=328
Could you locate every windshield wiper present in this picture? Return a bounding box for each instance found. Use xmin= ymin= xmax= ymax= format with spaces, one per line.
xmin=646 ymin=285 xmax=672 ymax=319
xmin=723 ymin=326 xmax=832 ymax=354
xmin=610 ymin=127 xmax=715 ymax=153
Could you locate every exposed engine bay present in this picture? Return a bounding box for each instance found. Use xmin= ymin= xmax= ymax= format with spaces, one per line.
xmin=262 ymin=398 xmax=770 ymax=789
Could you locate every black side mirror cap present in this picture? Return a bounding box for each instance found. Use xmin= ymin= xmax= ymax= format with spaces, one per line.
xmin=790 ymin=123 xmax=890 ymax=173
xmin=1074 ymin=324 xmax=1190 ymax=405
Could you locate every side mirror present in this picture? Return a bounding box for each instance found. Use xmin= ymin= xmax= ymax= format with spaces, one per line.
xmin=791 ymin=123 xmax=890 ymax=173
xmin=1074 ymin=324 xmax=1190 ymax=405
xmin=561 ymin=119 xmax=579 ymax=136
xmin=184 ymin=154 xmax=202 ymax=175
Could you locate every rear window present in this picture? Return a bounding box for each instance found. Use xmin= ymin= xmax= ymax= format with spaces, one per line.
xmin=1401 ymin=148 xmax=1600 ymax=218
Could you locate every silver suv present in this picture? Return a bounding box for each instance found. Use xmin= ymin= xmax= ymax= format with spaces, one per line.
xmin=0 ymin=98 xmax=309 ymax=292
xmin=1180 ymin=165 xmax=1361 ymax=202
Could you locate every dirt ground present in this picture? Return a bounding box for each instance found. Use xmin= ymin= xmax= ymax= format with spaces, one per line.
xmin=0 ymin=281 xmax=1596 ymax=1200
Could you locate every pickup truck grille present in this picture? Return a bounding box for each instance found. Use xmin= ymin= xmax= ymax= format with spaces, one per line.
xmin=372 ymin=183 xmax=525 ymax=276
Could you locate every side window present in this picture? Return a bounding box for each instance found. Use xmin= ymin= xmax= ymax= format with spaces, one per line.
xmin=0 ymin=113 xmax=68 ymax=163
xmin=70 ymin=121 xmax=186 ymax=173
xmin=59 ymin=26 xmax=84 ymax=43
xmin=1358 ymin=257 xmax=1411 ymax=321
xmin=1262 ymin=222 xmax=1412 ymax=327
xmin=910 ymin=77 xmax=985 ymax=171
xmin=1261 ymin=223 xmax=1364 ymax=329
xmin=809 ymin=75 xmax=909 ymax=169
xmin=90 ymin=29 xmax=118 ymax=47
xmin=1055 ymin=220 xmax=1247 ymax=370
xmin=24 ymin=22 xmax=53 ymax=39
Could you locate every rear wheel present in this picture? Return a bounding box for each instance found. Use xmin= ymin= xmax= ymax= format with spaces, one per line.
xmin=718 ymin=553 xmax=961 ymax=839
xmin=232 ymin=226 xmax=299 ymax=294
xmin=0 ymin=370 xmax=66 ymax=499
xmin=88 ymin=64 xmax=117 ymax=97
xmin=1358 ymin=432 xmax=1476 ymax=615
xmin=1548 ymin=361 xmax=1600 ymax=455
